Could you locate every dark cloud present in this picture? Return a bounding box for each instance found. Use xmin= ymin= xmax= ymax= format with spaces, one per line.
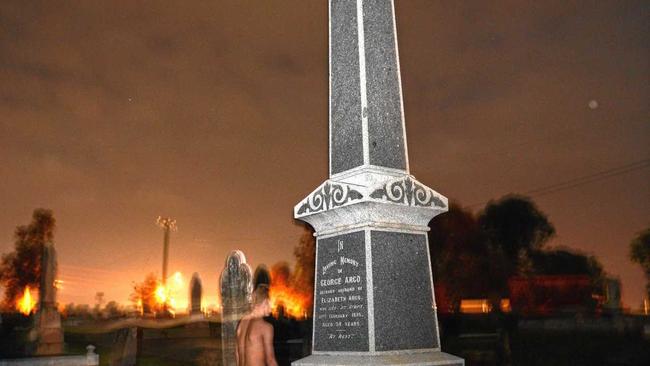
xmin=0 ymin=0 xmax=647 ymax=307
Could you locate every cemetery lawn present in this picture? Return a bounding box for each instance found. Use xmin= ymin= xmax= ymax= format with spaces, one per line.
xmin=443 ymin=327 xmax=650 ymax=366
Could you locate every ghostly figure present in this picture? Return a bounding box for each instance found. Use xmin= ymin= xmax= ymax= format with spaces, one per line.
xmin=219 ymin=250 xmax=252 ymax=366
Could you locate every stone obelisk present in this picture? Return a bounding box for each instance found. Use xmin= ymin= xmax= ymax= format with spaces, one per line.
xmin=293 ymin=1 xmax=463 ymax=365
xmin=31 ymin=242 xmax=64 ymax=355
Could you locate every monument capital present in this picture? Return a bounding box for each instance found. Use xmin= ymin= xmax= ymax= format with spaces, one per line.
xmin=295 ymin=174 xmax=447 ymax=235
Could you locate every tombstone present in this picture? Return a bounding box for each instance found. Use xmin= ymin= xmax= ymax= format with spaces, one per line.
xmin=189 ymin=272 xmax=203 ymax=316
xmin=293 ymin=1 xmax=463 ymax=365
xmin=29 ymin=242 xmax=64 ymax=355
xmin=219 ymin=250 xmax=253 ymax=366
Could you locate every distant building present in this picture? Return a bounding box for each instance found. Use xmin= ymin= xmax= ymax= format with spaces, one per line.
xmin=436 ymin=275 xmax=612 ymax=316
xmin=508 ymin=275 xmax=595 ymax=316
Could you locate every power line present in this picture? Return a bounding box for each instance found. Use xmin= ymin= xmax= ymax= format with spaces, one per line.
xmin=467 ymin=158 xmax=650 ymax=209
xmin=525 ymin=159 xmax=649 ymax=197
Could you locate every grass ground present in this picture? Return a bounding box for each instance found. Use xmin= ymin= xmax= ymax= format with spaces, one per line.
xmin=441 ymin=315 xmax=650 ymax=366
xmin=4 ymin=314 xmax=649 ymax=365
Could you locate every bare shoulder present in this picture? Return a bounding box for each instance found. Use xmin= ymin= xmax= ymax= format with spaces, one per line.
xmin=237 ymin=317 xmax=250 ymax=334
xmin=251 ymin=318 xmax=273 ymax=333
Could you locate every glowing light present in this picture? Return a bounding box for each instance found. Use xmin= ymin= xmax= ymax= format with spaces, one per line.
xmin=173 ymin=272 xmax=183 ymax=287
xmin=500 ymin=299 xmax=511 ymax=313
xmin=460 ymin=299 xmax=491 ymax=314
xmin=269 ymin=283 xmax=310 ymax=320
xmin=155 ymin=284 xmax=167 ymax=304
xmin=17 ymin=286 xmax=36 ymax=315
xmin=136 ymin=299 xmax=144 ymax=315
xmin=153 ymin=272 xmax=187 ymax=316
xmin=459 ymin=298 xmax=511 ymax=314
xmin=156 ymin=216 xmax=177 ymax=231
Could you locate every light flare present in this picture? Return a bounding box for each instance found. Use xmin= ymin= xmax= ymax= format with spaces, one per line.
xmin=154 ymin=271 xmax=186 ymax=315
xmin=17 ymin=286 xmax=36 ymax=315
xmin=268 ymin=265 xmax=311 ymax=320
xmin=269 ymin=284 xmax=310 ymax=319
xmin=54 ymin=279 xmax=64 ymax=290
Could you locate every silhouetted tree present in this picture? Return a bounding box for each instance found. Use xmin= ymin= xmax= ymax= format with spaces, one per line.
xmin=292 ymin=222 xmax=316 ymax=298
xmin=428 ymin=203 xmax=489 ymax=311
xmin=478 ymin=195 xmax=555 ymax=308
xmin=130 ymin=272 xmax=161 ymax=315
xmin=0 ymin=209 xmax=56 ymax=309
xmin=267 ymin=224 xmax=316 ymax=318
xmin=630 ymin=227 xmax=650 ymax=299
xmin=103 ymin=301 xmax=123 ymax=318
xmin=530 ymin=248 xmax=606 ymax=296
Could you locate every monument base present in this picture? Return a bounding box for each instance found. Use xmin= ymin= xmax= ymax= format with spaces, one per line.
xmin=29 ymin=306 xmax=64 ymax=356
xmin=292 ymin=351 xmax=464 ymax=366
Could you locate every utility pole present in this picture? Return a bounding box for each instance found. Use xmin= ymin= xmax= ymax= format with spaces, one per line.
xmin=156 ymin=216 xmax=177 ymax=289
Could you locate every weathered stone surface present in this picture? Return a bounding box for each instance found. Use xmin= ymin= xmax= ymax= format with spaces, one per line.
xmin=293 ymin=352 xmax=463 ymax=366
xmin=329 ymin=0 xmax=408 ymax=176
xmin=295 ymin=175 xmax=447 ymax=235
xmin=371 ymin=231 xmax=438 ymax=351
xmin=330 ymin=0 xmax=363 ymax=175
xmin=31 ymin=242 xmax=63 ymax=356
xmin=293 ymin=0 xmax=461 ymax=364
xmin=313 ymin=231 xmax=369 ymax=352
xmin=363 ymin=0 xmax=406 ymax=170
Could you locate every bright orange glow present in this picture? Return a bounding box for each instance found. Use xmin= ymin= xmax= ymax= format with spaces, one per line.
xmin=54 ymin=280 xmax=64 ymax=290
xmin=268 ymin=266 xmax=311 ymax=320
xmin=155 ymin=284 xmax=167 ymax=304
xmin=154 ymin=271 xmax=186 ymax=316
xmin=460 ymin=299 xmax=491 ymax=313
xmin=460 ymin=298 xmax=511 ymax=314
xmin=136 ymin=299 xmax=144 ymax=315
xmin=500 ymin=298 xmax=511 ymax=313
xmin=17 ymin=286 xmax=36 ymax=315
xmin=269 ymin=283 xmax=310 ymax=320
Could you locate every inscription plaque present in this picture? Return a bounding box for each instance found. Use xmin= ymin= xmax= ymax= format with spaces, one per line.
xmin=313 ymin=231 xmax=369 ymax=351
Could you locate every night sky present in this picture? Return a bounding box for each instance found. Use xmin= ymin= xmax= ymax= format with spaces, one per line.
xmin=1 ymin=1 xmax=648 ymax=309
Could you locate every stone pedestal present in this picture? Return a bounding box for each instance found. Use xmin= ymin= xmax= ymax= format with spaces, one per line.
xmin=31 ymin=307 xmax=64 ymax=355
xmin=294 ymin=174 xmax=462 ymax=365
xmin=294 ymin=352 xmax=463 ymax=366
xmin=293 ymin=1 xmax=463 ymax=365
xmin=30 ymin=242 xmax=64 ymax=356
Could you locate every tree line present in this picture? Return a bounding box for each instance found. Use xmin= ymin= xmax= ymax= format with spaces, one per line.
xmin=0 ymin=201 xmax=649 ymax=313
xmin=428 ymin=195 xmax=610 ymax=312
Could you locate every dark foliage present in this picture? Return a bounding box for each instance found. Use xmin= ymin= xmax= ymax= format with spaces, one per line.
xmin=0 ymin=208 xmax=55 ymax=309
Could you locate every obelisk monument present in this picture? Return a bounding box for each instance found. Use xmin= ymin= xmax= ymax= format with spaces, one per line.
xmin=293 ymin=1 xmax=463 ymax=365
xmin=30 ymin=242 xmax=64 ymax=355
